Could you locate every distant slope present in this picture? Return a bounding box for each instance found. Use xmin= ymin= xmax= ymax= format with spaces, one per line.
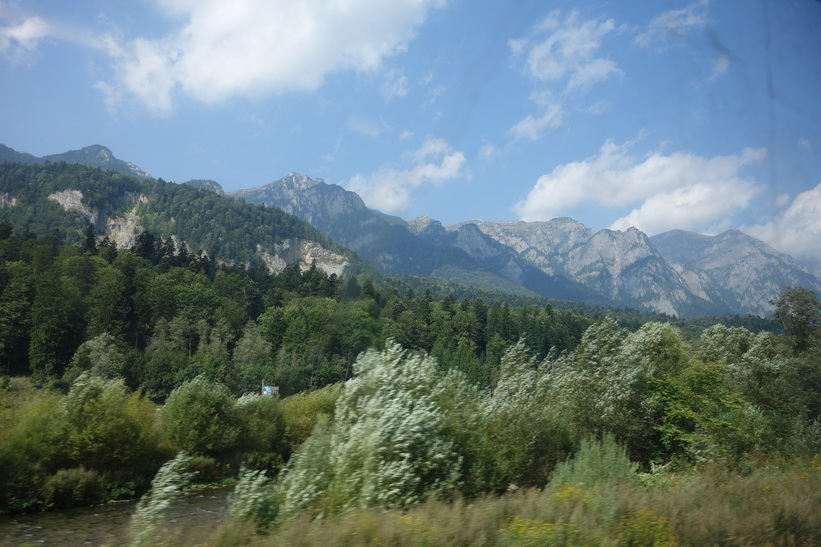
xmin=183 ymin=179 xmax=225 ymax=195
xmin=0 ymin=144 xmax=38 ymax=164
xmin=233 ymin=172 xmax=820 ymax=317
xmin=1 ymin=143 xmax=152 ymax=180
xmin=0 ymin=162 xmax=353 ymax=276
xmin=650 ymin=229 xmax=821 ymax=316
xmin=444 ymin=219 xmax=718 ymax=317
xmin=5 ymin=146 xmax=817 ymax=318
xmin=230 ymin=174 xmax=593 ymax=300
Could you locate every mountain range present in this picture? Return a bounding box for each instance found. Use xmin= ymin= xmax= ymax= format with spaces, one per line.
xmin=231 ymin=173 xmax=821 ymax=318
xmin=3 ymin=144 xmax=819 ymax=318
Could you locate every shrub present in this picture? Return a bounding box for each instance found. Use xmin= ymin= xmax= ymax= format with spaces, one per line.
xmin=264 ymin=342 xmax=483 ymax=525
xmin=234 ymin=393 xmax=286 ymax=469
xmin=160 ymin=376 xmax=240 ymax=459
xmin=550 ymin=433 xmax=638 ymax=488
xmin=42 ymin=467 xmax=105 ymax=509
xmin=279 ymin=383 xmax=342 ymax=453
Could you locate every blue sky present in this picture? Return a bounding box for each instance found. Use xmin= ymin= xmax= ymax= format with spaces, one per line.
xmin=2 ymin=0 xmax=820 ymax=271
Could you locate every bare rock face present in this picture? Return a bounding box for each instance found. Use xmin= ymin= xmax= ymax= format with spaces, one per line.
xmin=106 ymin=208 xmax=143 ymax=249
xmin=0 ymin=192 xmax=17 ymax=208
xmin=45 ymin=185 xmax=349 ymax=277
xmin=48 ymin=190 xmax=101 ymax=226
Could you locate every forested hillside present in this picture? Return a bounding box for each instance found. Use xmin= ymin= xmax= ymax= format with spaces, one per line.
xmin=0 ymin=162 xmax=352 ymax=274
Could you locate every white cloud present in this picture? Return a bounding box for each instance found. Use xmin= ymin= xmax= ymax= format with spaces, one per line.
xmin=381 ymin=68 xmax=408 ymax=100
xmin=586 ymin=100 xmax=611 ymax=115
xmin=0 ymin=16 xmax=50 ymax=63
xmin=635 ymin=0 xmax=711 ymax=49
xmin=509 ymin=102 xmax=563 ymax=141
xmin=798 ymin=137 xmax=813 ymax=151
xmin=478 ymin=143 xmax=499 ymax=162
xmin=610 ymin=182 xmax=754 ymax=235
xmin=98 ymin=0 xmax=444 ymax=114
xmin=705 ymin=54 xmax=730 ymax=82
xmin=514 ymin=136 xmax=766 ymax=235
xmin=514 ymin=10 xmax=622 ymax=92
xmin=744 ymin=184 xmax=821 ymax=273
xmin=347 ymin=115 xmax=382 ymax=138
xmin=345 ymin=137 xmax=468 ymax=213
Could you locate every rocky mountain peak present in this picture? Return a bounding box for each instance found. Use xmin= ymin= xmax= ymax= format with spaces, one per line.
xmin=407 ymin=215 xmax=445 ymax=235
xmin=281 ymin=172 xmax=325 ymax=190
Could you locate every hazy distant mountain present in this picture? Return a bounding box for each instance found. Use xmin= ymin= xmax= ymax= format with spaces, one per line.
xmin=184 ymin=179 xmax=225 ymax=195
xmin=650 ymin=229 xmax=821 ymax=316
xmin=0 ymin=144 xmax=38 ymax=164
xmin=443 ymin=219 xmax=716 ymax=317
xmin=231 ymin=174 xmax=488 ymax=277
xmin=1 ymin=144 xmax=152 ymax=180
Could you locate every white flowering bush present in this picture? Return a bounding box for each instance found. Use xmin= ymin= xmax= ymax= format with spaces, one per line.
xmin=270 ymin=341 xmax=477 ymax=522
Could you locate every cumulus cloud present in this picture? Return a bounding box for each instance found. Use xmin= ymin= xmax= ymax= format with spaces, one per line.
xmin=0 ymin=15 xmax=50 ymax=63
xmin=514 ymin=136 xmax=766 ymax=235
xmin=634 ymin=0 xmax=711 ymax=49
xmin=98 ymin=0 xmax=444 ymax=114
xmin=744 ymin=184 xmax=821 ymax=274
xmin=512 ymin=10 xmax=622 ymax=92
xmin=345 ymin=137 xmax=468 ymax=213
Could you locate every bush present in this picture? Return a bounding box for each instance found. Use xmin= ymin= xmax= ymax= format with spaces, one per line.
xmin=234 ymin=393 xmax=286 ymax=469
xmin=42 ymin=467 xmax=105 ymax=509
xmin=279 ymin=383 xmax=342 ymax=453
xmin=160 ymin=376 xmax=240 ymax=459
xmin=550 ymin=433 xmax=638 ymax=488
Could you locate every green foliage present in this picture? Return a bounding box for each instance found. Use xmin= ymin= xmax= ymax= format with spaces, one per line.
xmin=234 ymin=393 xmax=286 ymax=469
xmin=62 ymin=373 xmax=151 ymax=474
xmin=1 ymin=216 xmax=819 ymax=527
xmin=42 ymin=467 xmax=106 ymax=509
xmin=65 ymin=332 xmax=126 ymax=383
xmin=550 ymin=433 xmax=638 ymax=488
xmin=279 ymin=383 xmax=343 ymax=451
xmin=0 ymin=387 xmax=66 ymax=512
xmin=772 ymin=286 xmax=821 ymax=352
xmin=227 ymin=467 xmax=277 ymax=532
xmin=160 ymin=376 xmax=240 ymax=458
xmin=220 ymin=458 xmax=821 ymax=547
xmin=482 ymin=340 xmax=572 ymax=490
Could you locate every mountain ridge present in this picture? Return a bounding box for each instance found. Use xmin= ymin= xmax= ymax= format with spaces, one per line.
xmin=232 ymin=172 xmax=820 ymax=317
xmin=3 ymin=144 xmax=818 ymax=317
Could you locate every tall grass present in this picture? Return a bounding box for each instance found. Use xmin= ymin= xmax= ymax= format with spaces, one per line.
xmin=211 ymin=455 xmax=820 ymax=546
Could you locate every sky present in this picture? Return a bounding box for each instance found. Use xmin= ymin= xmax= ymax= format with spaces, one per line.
xmin=1 ymin=0 xmax=821 ymax=272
